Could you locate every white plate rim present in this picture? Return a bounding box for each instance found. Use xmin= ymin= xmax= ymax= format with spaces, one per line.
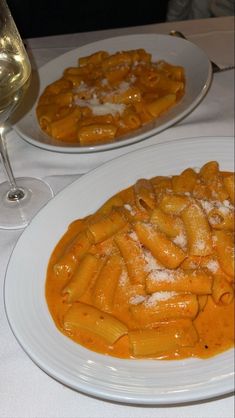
xmin=14 ymin=33 xmax=212 ymax=153
xmin=4 ymin=136 xmax=234 ymax=405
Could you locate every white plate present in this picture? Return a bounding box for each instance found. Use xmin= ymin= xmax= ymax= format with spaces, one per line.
xmin=4 ymin=136 xmax=234 ymax=404
xmin=14 ymin=34 xmax=212 ymax=153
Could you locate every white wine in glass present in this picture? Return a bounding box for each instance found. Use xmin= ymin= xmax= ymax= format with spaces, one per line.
xmin=0 ymin=0 xmax=53 ymax=229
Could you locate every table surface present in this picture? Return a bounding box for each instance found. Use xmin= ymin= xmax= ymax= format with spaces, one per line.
xmin=0 ymin=16 xmax=234 ymax=418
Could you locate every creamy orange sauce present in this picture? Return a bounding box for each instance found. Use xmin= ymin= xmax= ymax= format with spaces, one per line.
xmin=36 ymin=49 xmax=185 ymax=146
xmin=45 ymin=164 xmax=234 ymax=360
xmin=46 ymin=242 xmax=234 ymax=359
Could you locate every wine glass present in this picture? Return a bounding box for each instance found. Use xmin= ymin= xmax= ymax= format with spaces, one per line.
xmin=0 ymin=0 xmax=53 ymax=229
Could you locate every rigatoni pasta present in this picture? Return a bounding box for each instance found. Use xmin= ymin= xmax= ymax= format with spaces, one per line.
xmin=36 ymin=48 xmax=185 ymax=146
xmin=129 ymin=319 xmax=198 ymax=356
xmin=46 ymin=161 xmax=234 ymax=360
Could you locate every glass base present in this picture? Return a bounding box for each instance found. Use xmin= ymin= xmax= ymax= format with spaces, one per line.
xmin=0 ymin=177 xmax=53 ymax=229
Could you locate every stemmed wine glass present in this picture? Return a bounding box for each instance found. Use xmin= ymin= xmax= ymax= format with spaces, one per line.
xmin=0 ymin=0 xmax=53 ymax=229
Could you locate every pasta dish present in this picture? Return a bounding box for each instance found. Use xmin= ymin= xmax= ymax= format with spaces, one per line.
xmin=36 ymin=48 xmax=185 ymax=145
xmin=46 ymin=161 xmax=234 ymax=359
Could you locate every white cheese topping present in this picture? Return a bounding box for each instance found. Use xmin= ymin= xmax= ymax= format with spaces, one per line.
xmin=145 ymin=291 xmax=177 ymax=306
xmin=74 ymin=97 xmax=126 ymax=116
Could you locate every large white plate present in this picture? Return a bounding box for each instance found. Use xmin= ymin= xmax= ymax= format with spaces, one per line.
xmin=4 ymin=136 xmax=234 ymax=404
xmin=14 ymin=34 xmax=212 ymax=153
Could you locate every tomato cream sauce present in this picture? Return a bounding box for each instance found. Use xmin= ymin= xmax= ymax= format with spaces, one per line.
xmin=45 ymin=213 xmax=234 ymax=360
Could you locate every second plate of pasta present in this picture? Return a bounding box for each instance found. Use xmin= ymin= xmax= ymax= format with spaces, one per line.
xmin=4 ymin=136 xmax=234 ymax=404
xmin=14 ymin=34 xmax=212 ymax=153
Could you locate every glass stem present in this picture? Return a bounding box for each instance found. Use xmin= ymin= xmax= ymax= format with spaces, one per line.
xmin=0 ymin=127 xmax=25 ymax=201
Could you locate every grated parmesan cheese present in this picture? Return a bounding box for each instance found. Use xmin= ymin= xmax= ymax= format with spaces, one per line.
xmin=144 ymin=291 xmax=177 ymax=307
xmin=148 ymin=269 xmax=177 ymax=282
xmin=128 ymin=230 xmax=139 ymax=241
xmin=119 ymin=270 xmax=128 ymax=287
xmin=209 ymin=215 xmax=221 ymax=225
xmin=74 ymin=97 xmax=126 ymax=116
xmin=129 ymin=74 xmax=136 ymax=83
xmin=195 ymin=239 xmax=206 ymax=251
xmin=118 ymin=81 xmax=130 ymax=92
xmin=206 ymin=260 xmax=219 ymax=273
xmin=200 ymin=199 xmax=234 ymax=217
xmin=143 ymin=249 xmax=163 ymax=272
xmin=199 ymin=200 xmax=214 ymax=213
xmin=101 ymin=78 xmax=108 ymax=86
xmin=223 ymin=200 xmax=234 ymax=209
xmin=129 ymin=295 xmax=146 ymax=305
xmin=124 ymin=204 xmax=136 ymax=216
xmin=173 ymin=232 xmax=187 ymax=248
xmin=217 ymin=205 xmax=229 ymax=215
xmin=212 ymin=234 xmax=218 ymax=244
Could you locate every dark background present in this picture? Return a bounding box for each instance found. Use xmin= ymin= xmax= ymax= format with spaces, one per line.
xmin=7 ymin=0 xmax=169 ymax=39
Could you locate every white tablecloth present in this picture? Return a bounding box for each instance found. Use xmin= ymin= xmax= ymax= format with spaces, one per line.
xmin=0 ymin=16 xmax=234 ymax=418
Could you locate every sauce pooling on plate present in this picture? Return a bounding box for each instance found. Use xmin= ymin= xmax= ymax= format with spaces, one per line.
xmin=46 ymin=161 xmax=234 ymax=359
